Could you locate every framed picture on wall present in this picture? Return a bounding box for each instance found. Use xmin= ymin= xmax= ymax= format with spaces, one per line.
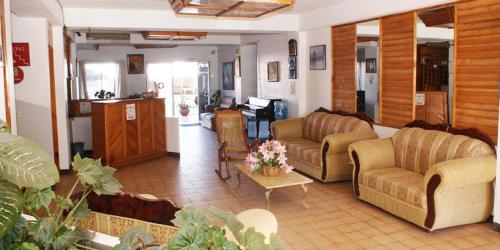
xmin=268 ymin=61 xmax=280 ymax=82
xmin=366 ymin=58 xmax=377 ymax=73
xmin=222 ymin=62 xmax=235 ymax=90
xmin=127 ymin=54 xmax=144 ymax=74
xmin=234 ymin=56 xmax=241 ymax=77
xmin=288 ymin=56 xmax=297 ymax=79
xmin=310 ymin=45 xmax=326 ymax=70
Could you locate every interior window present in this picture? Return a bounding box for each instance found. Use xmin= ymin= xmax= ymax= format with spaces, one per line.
xmin=416 ymin=6 xmax=454 ymax=124
xmin=356 ymin=20 xmax=380 ymax=121
xmin=84 ymin=62 xmax=121 ymax=99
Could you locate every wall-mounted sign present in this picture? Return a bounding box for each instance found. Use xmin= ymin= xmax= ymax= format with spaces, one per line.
xmin=126 ymin=104 xmax=136 ymax=120
xmin=79 ymin=102 xmax=92 ymax=114
xmin=12 ymin=43 xmax=30 ymax=66
xmin=416 ymin=93 xmax=426 ymax=106
xmin=14 ymin=66 xmax=24 ymax=84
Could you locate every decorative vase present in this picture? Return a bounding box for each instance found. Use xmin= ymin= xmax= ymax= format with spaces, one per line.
xmin=261 ymin=166 xmax=285 ymax=177
xmin=179 ymin=107 xmax=190 ymax=116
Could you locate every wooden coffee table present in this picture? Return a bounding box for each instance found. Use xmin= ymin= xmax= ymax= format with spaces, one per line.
xmin=236 ymin=164 xmax=313 ymax=210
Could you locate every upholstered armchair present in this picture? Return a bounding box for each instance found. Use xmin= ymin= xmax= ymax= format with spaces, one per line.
xmin=348 ymin=127 xmax=496 ymax=231
xmin=271 ymin=109 xmax=377 ymax=182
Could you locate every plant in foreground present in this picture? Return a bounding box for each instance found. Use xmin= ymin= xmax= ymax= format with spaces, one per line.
xmin=114 ymin=206 xmax=288 ymax=250
xmin=0 ymin=119 xmax=123 ymax=249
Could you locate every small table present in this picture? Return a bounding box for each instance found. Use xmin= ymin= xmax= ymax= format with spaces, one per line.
xmin=236 ymin=164 xmax=313 ymax=210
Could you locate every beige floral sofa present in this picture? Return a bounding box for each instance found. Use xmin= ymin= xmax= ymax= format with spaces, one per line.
xmin=348 ymin=126 xmax=496 ymax=231
xmin=271 ymin=109 xmax=377 ymax=182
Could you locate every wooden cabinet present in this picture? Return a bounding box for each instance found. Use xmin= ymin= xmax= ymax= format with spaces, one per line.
xmin=92 ymin=98 xmax=167 ymax=168
xmin=416 ymin=91 xmax=448 ymax=124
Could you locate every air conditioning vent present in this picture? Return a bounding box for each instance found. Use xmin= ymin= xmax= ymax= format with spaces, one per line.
xmin=86 ymin=33 xmax=130 ymax=41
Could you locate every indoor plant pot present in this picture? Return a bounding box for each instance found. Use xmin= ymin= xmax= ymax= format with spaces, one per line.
xmin=262 ymin=166 xmax=285 ymax=177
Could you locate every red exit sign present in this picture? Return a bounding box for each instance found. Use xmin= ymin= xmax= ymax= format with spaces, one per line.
xmin=12 ymin=43 xmax=30 ymax=67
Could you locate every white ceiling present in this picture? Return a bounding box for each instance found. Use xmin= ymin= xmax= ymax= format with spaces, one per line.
xmin=59 ymin=0 xmax=346 ymax=14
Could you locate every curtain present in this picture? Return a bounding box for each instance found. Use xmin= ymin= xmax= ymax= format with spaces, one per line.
xmin=77 ymin=60 xmax=88 ymax=99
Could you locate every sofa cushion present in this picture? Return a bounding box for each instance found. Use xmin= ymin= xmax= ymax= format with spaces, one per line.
xmin=281 ymin=138 xmax=321 ymax=166
xmin=392 ymin=127 xmax=495 ymax=175
xmin=360 ymin=168 xmax=427 ymax=209
xmin=302 ymin=112 xmax=372 ymax=143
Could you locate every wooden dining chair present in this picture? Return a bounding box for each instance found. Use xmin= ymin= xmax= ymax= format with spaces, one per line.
xmin=214 ymin=109 xmax=258 ymax=181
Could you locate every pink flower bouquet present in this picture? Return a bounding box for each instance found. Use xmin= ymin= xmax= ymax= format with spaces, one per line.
xmin=246 ymin=140 xmax=294 ymax=176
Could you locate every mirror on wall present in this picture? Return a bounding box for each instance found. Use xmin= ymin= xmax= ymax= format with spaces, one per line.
xmin=416 ymin=6 xmax=454 ymax=124
xmin=356 ymin=20 xmax=380 ymax=122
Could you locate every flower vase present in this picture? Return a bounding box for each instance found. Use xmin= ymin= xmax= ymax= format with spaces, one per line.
xmin=261 ymin=166 xmax=285 ymax=177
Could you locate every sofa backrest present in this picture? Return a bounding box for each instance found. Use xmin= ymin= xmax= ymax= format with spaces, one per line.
xmin=392 ymin=127 xmax=495 ymax=175
xmin=302 ymin=112 xmax=373 ymax=143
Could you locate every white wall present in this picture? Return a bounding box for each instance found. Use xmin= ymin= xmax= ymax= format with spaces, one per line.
xmin=303 ymin=27 xmax=331 ymax=114
xmin=51 ymin=26 xmax=71 ymax=170
xmin=239 ymin=44 xmax=258 ymax=104
xmin=77 ymin=45 xmax=219 ymax=97
xmin=300 ymin=0 xmax=455 ymax=30
xmin=11 ymin=14 xmax=54 ymax=158
xmin=217 ymin=45 xmax=238 ymax=98
xmin=249 ymin=33 xmax=301 ymax=118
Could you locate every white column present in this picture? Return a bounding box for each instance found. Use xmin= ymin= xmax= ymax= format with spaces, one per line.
xmin=51 ymin=26 xmax=71 ymax=170
xmin=493 ymin=102 xmax=500 ymax=226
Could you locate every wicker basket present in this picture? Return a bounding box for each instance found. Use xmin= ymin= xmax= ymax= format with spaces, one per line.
xmin=261 ymin=166 xmax=285 ymax=177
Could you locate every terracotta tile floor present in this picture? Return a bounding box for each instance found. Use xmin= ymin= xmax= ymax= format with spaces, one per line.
xmin=56 ymin=125 xmax=500 ymax=249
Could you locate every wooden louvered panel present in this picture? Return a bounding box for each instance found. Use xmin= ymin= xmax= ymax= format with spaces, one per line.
xmin=380 ymin=12 xmax=416 ymax=127
xmin=331 ymin=24 xmax=357 ymax=112
xmin=454 ymin=0 xmax=500 ymax=141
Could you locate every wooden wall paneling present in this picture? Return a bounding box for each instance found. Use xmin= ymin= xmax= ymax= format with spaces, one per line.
xmin=380 ymin=12 xmax=417 ymax=127
xmin=331 ymin=24 xmax=357 ymax=112
xmin=454 ymin=0 xmax=500 ymax=141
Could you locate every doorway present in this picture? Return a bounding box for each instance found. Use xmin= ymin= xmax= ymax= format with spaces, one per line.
xmin=147 ymin=62 xmax=209 ymax=125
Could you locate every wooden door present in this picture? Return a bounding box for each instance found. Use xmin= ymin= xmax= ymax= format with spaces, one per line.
xmin=48 ymin=46 xmax=60 ymax=167
xmin=454 ymin=0 xmax=500 ymax=141
xmin=380 ymin=12 xmax=417 ymax=127
xmin=0 ymin=0 xmax=10 ymax=126
xmin=331 ymin=24 xmax=357 ymax=112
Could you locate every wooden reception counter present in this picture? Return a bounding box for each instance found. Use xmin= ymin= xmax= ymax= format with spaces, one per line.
xmin=91 ymin=98 xmax=167 ymax=168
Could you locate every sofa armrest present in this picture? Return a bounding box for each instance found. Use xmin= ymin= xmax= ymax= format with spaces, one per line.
xmin=348 ymin=138 xmax=395 ymax=196
xmin=424 ymin=155 xmax=496 ymax=191
xmin=270 ymin=118 xmax=304 ymax=140
xmin=348 ymin=138 xmax=395 ymax=171
xmin=423 ymin=155 xmax=496 ymax=229
xmin=322 ymin=130 xmax=378 ymax=155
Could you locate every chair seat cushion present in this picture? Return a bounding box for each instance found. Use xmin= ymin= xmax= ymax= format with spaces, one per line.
xmin=360 ymin=168 xmax=427 ymax=209
xmin=281 ymin=138 xmax=321 ymax=166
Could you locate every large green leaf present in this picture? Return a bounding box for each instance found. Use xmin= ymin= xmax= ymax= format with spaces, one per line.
xmin=0 ymin=215 xmax=26 ymax=249
xmin=24 ymin=187 xmax=55 ymax=212
xmin=0 ymin=179 xmax=24 ymax=239
xmin=0 ymin=133 xmax=59 ymax=189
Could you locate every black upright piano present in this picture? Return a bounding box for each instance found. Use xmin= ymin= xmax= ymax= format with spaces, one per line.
xmin=238 ymin=97 xmax=281 ymax=138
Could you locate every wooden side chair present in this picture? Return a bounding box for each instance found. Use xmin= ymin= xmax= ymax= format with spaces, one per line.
xmin=214 ymin=109 xmax=258 ymax=181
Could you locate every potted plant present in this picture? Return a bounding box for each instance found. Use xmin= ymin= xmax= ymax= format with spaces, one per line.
xmin=178 ymin=102 xmax=190 ymax=116
xmin=246 ymin=140 xmax=294 ymax=177
xmin=94 ymin=89 xmax=115 ymax=99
